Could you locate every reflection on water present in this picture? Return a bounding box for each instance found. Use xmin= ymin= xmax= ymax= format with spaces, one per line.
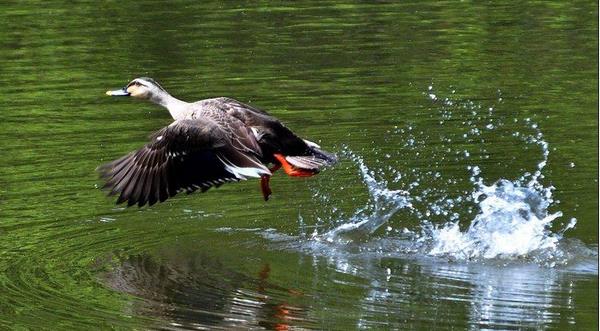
xmin=103 ymin=252 xmax=309 ymax=330
xmin=262 ymin=219 xmax=597 ymax=328
xmin=103 ymin=237 xmax=596 ymax=330
xmin=356 ymin=258 xmax=584 ymax=329
xmin=0 ymin=0 xmax=597 ymax=329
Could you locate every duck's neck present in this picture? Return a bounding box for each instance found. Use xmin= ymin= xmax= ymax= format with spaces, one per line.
xmin=150 ymin=90 xmax=190 ymax=120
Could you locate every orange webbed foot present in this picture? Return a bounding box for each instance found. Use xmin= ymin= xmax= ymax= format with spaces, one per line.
xmin=273 ymin=154 xmax=316 ymax=177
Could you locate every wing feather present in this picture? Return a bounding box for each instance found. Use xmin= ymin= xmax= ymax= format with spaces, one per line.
xmin=98 ymin=118 xmax=269 ymax=207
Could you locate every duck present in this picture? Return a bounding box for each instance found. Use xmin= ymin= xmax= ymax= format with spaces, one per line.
xmin=99 ymin=77 xmax=337 ymax=207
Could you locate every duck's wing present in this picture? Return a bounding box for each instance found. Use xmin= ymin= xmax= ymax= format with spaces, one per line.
xmin=98 ymin=119 xmax=270 ymax=207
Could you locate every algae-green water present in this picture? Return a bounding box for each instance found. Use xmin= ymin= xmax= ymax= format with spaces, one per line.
xmin=1 ymin=1 xmax=597 ymax=329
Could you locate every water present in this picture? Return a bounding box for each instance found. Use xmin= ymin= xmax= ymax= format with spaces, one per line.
xmin=263 ymin=94 xmax=594 ymax=260
xmin=1 ymin=1 xmax=598 ymax=330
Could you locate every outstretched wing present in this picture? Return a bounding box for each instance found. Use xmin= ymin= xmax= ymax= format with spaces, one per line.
xmin=98 ymin=118 xmax=270 ymax=207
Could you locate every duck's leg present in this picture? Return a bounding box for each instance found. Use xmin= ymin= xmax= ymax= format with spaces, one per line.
xmin=260 ymin=175 xmax=272 ymax=201
xmin=260 ymin=163 xmax=282 ymax=201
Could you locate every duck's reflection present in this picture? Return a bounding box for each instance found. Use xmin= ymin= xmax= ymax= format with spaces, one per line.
xmin=102 ymin=252 xmax=306 ymax=330
xmin=100 ymin=237 xmax=595 ymax=329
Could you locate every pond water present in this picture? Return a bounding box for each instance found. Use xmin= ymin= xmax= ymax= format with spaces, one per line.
xmin=1 ymin=1 xmax=597 ymax=329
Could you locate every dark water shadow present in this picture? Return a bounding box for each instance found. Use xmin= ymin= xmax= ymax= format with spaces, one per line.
xmin=101 ymin=252 xmax=310 ymax=330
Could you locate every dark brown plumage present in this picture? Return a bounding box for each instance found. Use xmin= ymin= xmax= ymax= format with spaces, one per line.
xmin=100 ymin=78 xmax=337 ymax=207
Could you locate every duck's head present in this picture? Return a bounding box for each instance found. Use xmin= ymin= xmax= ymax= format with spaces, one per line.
xmin=106 ymin=77 xmax=167 ymax=100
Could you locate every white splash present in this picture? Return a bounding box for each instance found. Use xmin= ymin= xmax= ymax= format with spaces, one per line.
xmin=317 ymin=151 xmax=412 ymax=243
xmin=302 ymin=120 xmax=580 ymax=264
xmin=257 ymin=86 xmax=593 ymax=269
xmin=422 ymin=179 xmax=565 ymax=260
xmin=418 ymin=122 xmax=574 ymax=261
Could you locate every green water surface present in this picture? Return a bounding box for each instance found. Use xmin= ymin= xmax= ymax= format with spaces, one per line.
xmin=0 ymin=1 xmax=597 ymax=330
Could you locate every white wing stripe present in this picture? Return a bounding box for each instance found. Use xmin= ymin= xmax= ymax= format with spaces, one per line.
xmin=217 ymin=155 xmax=270 ymax=179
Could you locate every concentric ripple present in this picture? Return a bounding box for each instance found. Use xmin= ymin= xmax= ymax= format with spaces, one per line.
xmin=1 ymin=1 xmax=597 ymax=329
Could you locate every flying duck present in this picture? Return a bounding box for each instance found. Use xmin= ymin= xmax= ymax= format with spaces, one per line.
xmin=99 ymin=77 xmax=337 ymax=207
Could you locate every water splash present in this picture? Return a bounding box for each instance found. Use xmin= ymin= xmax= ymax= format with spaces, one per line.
xmin=420 ymin=179 xmax=565 ymax=260
xmin=306 ymin=137 xmax=578 ymax=264
xmin=302 ymin=86 xmax=592 ymax=266
xmin=317 ymin=151 xmax=412 ymax=243
xmin=415 ymin=123 xmax=574 ymax=261
xmin=252 ymin=86 xmax=595 ymax=269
